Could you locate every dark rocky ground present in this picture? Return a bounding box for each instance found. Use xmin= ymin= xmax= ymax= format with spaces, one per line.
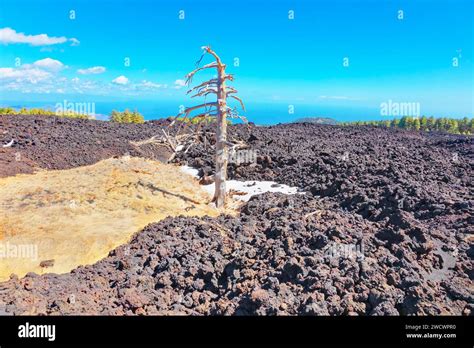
xmin=0 ymin=115 xmax=172 ymax=177
xmin=0 ymin=115 xmax=472 ymax=315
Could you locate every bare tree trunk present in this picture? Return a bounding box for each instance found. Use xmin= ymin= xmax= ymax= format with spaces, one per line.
xmin=214 ymin=62 xmax=228 ymax=208
xmin=183 ymin=46 xmax=244 ymax=209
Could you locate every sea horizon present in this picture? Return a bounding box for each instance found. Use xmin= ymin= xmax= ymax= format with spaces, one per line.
xmin=1 ymin=99 xmax=471 ymax=125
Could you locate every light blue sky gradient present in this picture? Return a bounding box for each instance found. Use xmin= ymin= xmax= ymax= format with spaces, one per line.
xmin=0 ymin=0 xmax=472 ymax=122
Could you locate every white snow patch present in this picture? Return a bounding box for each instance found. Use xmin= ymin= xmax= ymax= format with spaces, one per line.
xmin=181 ymin=165 xmax=200 ymax=178
xmin=180 ymin=165 xmax=303 ymax=202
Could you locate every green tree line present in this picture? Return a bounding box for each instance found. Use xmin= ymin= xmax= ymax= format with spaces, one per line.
xmin=342 ymin=116 xmax=474 ymax=135
xmin=109 ymin=109 xmax=144 ymax=124
xmin=0 ymin=107 xmax=146 ymax=123
xmin=0 ymin=107 xmax=90 ymax=119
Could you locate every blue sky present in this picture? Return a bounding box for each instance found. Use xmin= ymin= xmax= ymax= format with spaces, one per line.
xmin=0 ymin=0 xmax=472 ymax=122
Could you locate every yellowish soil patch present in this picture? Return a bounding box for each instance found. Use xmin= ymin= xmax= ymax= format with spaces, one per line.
xmin=0 ymin=156 xmax=231 ymax=281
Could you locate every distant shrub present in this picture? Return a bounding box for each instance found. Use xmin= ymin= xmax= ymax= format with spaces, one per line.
xmin=0 ymin=107 xmax=90 ymax=119
xmin=109 ymin=109 xmax=145 ymax=124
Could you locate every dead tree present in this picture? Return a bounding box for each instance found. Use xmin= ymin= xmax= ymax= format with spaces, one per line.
xmin=181 ymin=46 xmax=246 ymax=208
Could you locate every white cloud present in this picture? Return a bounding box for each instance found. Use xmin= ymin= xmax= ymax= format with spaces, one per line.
xmin=139 ymin=80 xmax=162 ymax=89
xmin=112 ymin=75 xmax=129 ymax=85
xmin=0 ymin=27 xmax=79 ymax=47
xmin=0 ymin=59 xmax=171 ymax=96
xmin=31 ymin=58 xmax=65 ymax=72
xmin=77 ymin=66 xmax=106 ymax=75
xmin=0 ymin=58 xmax=64 ymax=90
xmin=0 ymin=67 xmax=52 ymax=84
xmin=69 ymin=38 xmax=80 ymax=46
xmin=174 ymin=79 xmax=186 ymax=89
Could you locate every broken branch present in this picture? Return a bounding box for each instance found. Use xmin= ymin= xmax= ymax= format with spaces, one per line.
xmin=185 ymin=62 xmax=219 ymax=84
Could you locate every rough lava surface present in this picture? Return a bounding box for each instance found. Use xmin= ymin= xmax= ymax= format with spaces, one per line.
xmin=0 ymin=115 xmax=472 ymax=315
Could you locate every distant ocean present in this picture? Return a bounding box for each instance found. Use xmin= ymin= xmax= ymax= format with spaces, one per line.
xmin=1 ymin=99 xmax=389 ymax=125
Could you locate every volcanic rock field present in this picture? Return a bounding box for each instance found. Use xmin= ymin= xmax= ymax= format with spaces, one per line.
xmin=0 ymin=115 xmax=472 ymax=315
